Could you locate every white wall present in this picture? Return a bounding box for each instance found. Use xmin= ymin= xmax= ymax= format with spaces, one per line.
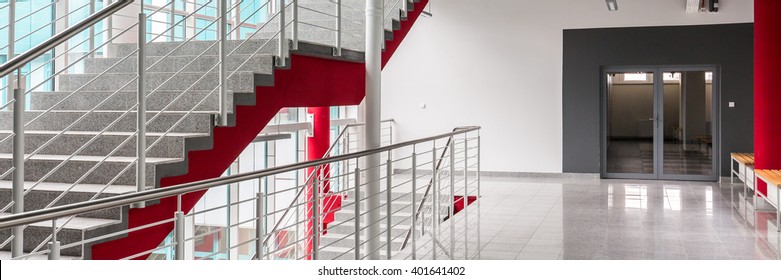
xmin=381 ymin=0 xmax=753 ymax=173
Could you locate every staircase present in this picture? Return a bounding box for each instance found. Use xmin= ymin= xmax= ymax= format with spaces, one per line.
xmin=0 ymin=0 xmax=430 ymax=260
xmin=318 ymin=189 xmax=423 ymax=260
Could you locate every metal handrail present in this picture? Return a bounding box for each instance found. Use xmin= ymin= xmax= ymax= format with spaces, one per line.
xmin=0 ymin=0 xmax=133 ymax=78
xmin=398 ymin=126 xmax=472 ymax=251
xmin=0 ymin=126 xmax=479 ymax=230
xmin=253 ymin=119 xmax=393 ymax=255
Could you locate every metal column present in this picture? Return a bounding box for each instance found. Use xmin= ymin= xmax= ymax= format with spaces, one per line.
xmin=218 ymin=0 xmax=228 ymax=126
xmin=364 ymin=0 xmax=384 ymax=260
xmin=334 ymin=0 xmax=342 ymax=56
xmin=10 ymin=0 xmax=23 ymax=258
xmin=135 ymin=13 xmax=147 ymax=209
xmin=11 ymin=72 xmax=24 ymax=258
xmin=277 ymin=0 xmax=287 ymax=67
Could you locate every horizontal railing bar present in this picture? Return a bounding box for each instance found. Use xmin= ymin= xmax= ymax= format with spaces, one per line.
xmin=0 ymin=0 xmax=133 ymax=78
xmin=186 ymin=197 xmax=257 ymax=216
xmin=11 ymin=248 xmax=52 ymax=260
xmin=121 ymin=243 xmax=176 ymax=260
xmin=185 ymin=227 xmax=226 ymax=242
xmin=0 ymin=127 xmax=479 ymax=229
xmin=298 ymin=21 xmax=338 ymax=32
xmin=298 ymin=5 xmax=337 ymax=18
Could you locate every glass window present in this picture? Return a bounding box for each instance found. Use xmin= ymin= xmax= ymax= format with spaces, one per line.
xmin=195 ymin=18 xmax=216 ymax=40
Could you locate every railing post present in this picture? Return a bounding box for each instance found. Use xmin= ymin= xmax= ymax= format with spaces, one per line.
xmin=7 ymin=0 xmax=15 ymax=62
xmin=463 ymin=136 xmax=468 ymax=259
xmin=256 ymin=191 xmax=265 ymax=260
xmin=6 ymin=0 xmax=15 ymax=104
xmin=448 ymin=138 xmax=455 ymax=259
xmin=476 ymin=134 xmax=481 ymax=260
xmin=106 ymin=0 xmax=114 ymax=41
xmin=312 ymin=176 xmax=320 ymax=260
xmin=11 ymin=69 xmax=24 ymax=258
xmin=277 ymin=0 xmax=287 ymax=67
xmin=89 ymin=0 xmax=95 ymax=57
xmin=174 ymin=195 xmax=185 ymax=260
xmin=218 ymin=0 xmax=228 ymax=126
xmin=431 ymin=144 xmax=437 ymax=260
xmin=354 ymin=167 xmax=361 ymax=259
xmin=135 ymin=13 xmax=147 ymax=208
xmin=385 ymin=153 xmax=392 ymax=260
xmin=48 ymin=220 xmax=60 ymax=260
xmin=401 ymin=0 xmax=408 ymax=18
xmin=365 ymin=0 xmax=383 ymax=260
xmin=477 ymin=135 xmax=481 ymax=199
xmin=411 ymin=149 xmax=417 ymax=260
xmin=169 ymin=0 xmax=176 ymax=42
xmin=334 ymin=0 xmax=342 ymax=56
xmin=292 ymin=0 xmax=298 ymax=49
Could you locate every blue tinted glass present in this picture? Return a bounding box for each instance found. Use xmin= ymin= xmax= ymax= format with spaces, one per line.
xmin=195 ymin=18 xmax=216 ymax=40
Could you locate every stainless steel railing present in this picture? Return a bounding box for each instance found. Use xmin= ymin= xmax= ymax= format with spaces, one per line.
xmin=0 ymin=0 xmax=428 ymax=259
xmin=0 ymin=125 xmax=479 ymax=260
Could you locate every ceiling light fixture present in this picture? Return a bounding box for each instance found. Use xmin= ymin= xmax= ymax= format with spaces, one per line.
xmin=606 ymin=0 xmax=618 ymax=11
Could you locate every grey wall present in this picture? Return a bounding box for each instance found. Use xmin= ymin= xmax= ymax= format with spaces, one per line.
xmin=562 ymin=23 xmax=754 ymax=176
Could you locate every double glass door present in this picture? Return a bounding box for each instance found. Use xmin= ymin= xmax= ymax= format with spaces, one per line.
xmin=602 ymin=67 xmax=719 ymax=181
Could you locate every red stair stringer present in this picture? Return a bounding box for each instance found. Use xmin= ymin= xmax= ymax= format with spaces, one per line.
xmin=90 ymin=0 xmax=429 ymax=260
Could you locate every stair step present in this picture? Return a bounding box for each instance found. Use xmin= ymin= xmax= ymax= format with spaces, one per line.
xmin=0 ymin=130 xmax=205 ymax=158
xmin=0 ymin=181 xmax=136 ymax=220
xmin=83 ymin=54 xmax=273 ymax=75
xmin=320 ymin=232 xmax=404 ymax=249
xmin=0 ymin=213 xmax=125 ymax=257
xmin=316 ymin=245 xmax=393 ymax=260
xmin=58 ymin=71 xmax=258 ymax=93
xmin=108 ymin=39 xmax=279 ymax=58
xmin=0 ymin=111 xmax=214 ymax=134
xmin=0 ymin=251 xmax=81 ymax=260
xmin=29 ymin=90 xmax=236 ymax=112
xmin=0 ymin=153 xmax=178 ymax=186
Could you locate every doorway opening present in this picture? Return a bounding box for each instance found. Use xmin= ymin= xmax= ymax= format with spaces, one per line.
xmin=602 ymin=66 xmax=720 ymax=181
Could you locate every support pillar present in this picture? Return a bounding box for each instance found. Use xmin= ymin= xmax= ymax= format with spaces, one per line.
xmin=305 ymin=106 xmax=330 ymax=259
xmin=754 ymin=0 xmax=781 ymax=197
xmin=364 ymin=0 xmax=383 ymax=260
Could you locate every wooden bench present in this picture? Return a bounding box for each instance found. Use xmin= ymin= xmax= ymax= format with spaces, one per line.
xmin=731 ymin=153 xmax=755 ymax=189
xmin=753 ymin=169 xmax=781 ymax=232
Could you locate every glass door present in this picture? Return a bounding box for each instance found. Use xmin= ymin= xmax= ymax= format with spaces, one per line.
xmin=603 ymin=69 xmax=659 ymax=179
xmin=602 ymin=67 xmax=719 ymax=181
xmin=659 ymin=69 xmax=718 ymax=180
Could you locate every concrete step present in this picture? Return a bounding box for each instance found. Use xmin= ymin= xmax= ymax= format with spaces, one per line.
xmin=333 ymin=206 xmax=414 ymax=222
xmin=58 ymin=71 xmax=258 ymax=93
xmin=0 ymin=213 xmax=125 ymax=257
xmin=0 ymin=251 xmax=81 ymax=260
xmin=317 ymin=244 xmax=394 ymax=260
xmin=0 ymin=153 xmax=178 ymax=186
xmin=108 ymin=39 xmax=279 ymax=58
xmin=0 ymin=181 xmax=134 ymax=220
xmin=29 ymin=90 xmax=238 ymax=112
xmin=0 ymin=131 xmax=204 ymax=158
xmin=0 ymin=111 xmax=214 ymax=134
xmin=83 ymin=54 xmax=274 ymax=75
xmin=326 ymin=217 xmax=412 ymax=235
xmin=319 ymin=232 xmax=404 ymax=249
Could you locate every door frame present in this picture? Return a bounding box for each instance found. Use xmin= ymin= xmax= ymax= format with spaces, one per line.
xmin=600 ymin=65 xmax=720 ymax=181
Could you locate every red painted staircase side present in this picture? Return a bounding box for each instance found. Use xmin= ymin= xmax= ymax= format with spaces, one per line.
xmin=91 ymin=0 xmax=429 ymax=260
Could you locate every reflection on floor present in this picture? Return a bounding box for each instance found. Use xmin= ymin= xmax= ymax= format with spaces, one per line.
xmin=606 ymin=139 xmax=712 ymax=175
xmin=407 ymin=176 xmax=780 ymax=260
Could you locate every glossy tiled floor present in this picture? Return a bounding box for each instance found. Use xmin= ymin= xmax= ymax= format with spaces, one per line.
xmin=468 ymin=177 xmax=780 ymax=260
